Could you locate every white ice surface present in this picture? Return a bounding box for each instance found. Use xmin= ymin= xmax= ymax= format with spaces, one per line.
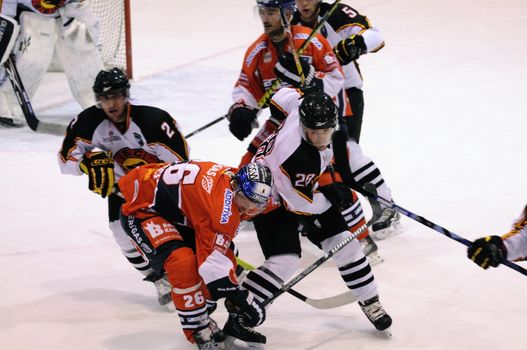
xmin=1 ymin=1 xmax=526 ymax=349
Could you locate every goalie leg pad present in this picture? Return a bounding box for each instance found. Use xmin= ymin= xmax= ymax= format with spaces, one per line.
xmin=0 ymin=12 xmax=57 ymax=119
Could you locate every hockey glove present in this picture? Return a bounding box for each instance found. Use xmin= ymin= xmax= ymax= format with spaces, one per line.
xmin=467 ymin=235 xmax=507 ymax=269
xmin=228 ymin=103 xmax=258 ymax=141
xmin=80 ymin=151 xmax=115 ymax=198
xmin=333 ymin=35 xmax=367 ymax=66
xmin=225 ymin=289 xmax=266 ymax=327
xmin=318 ymin=182 xmax=353 ymax=209
xmin=274 ymin=52 xmax=318 ymax=88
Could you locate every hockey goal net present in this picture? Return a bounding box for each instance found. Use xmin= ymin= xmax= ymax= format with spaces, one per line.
xmin=49 ymin=0 xmax=133 ymax=78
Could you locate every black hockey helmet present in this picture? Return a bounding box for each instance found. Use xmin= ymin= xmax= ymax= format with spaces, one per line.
xmin=93 ymin=67 xmax=130 ymax=97
xmin=299 ymin=91 xmax=338 ymax=129
xmin=233 ymin=162 xmax=273 ymax=206
xmin=256 ymin=0 xmax=295 ymax=11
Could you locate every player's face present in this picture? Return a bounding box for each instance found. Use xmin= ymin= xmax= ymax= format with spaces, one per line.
xmin=234 ymin=191 xmax=267 ymax=217
xmin=296 ymin=0 xmax=320 ymax=24
xmin=303 ymin=126 xmax=334 ymax=150
xmin=98 ymin=92 xmax=128 ymax=123
xmin=258 ymin=6 xmax=285 ymax=38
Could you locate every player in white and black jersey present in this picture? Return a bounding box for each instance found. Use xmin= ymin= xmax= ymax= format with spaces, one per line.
xmin=292 ymin=0 xmax=401 ymax=242
xmin=292 ymin=0 xmax=384 ymax=143
xmin=58 ymin=67 xmax=190 ymax=306
xmin=237 ymin=88 xmax=392 ymax=348
xmin=468 ymin=204 xmax=527 ymax=269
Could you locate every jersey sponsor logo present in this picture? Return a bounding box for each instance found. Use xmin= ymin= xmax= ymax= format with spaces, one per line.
xmin=213 ymin=233 xmax=231 ymax=255
xmin=246 ymin=41 xmax=267 ymax=67
xmin=142 ymin=218 xmax=183 ymax=248
xmin=323 ymin=53 xmax=337 ymax=66
xmin=310 ymin=37 xmax=323 ymax=50
xmin=114 ymin=148 xmax=161 ymax=173
xmin=202 ymin=175 xmax=213 ymax=194
xmin=293 ymin=33 xmax=310 ymax=41
xmin=31 ymin=0 xmax=65 ymax=15
xmin=102 ymin=131 xmax=121 ymax=144
xmin=263 ymin=51 xmax=272 ymax=63
xmin=220 ymin=189 xmax=234 ymax=224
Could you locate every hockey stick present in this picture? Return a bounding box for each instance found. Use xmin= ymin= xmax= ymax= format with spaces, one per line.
xmin=183 ymin=1 xmax=342 ymax=139
xmin=261 ymin=223 xmax=367 ymax=307
xmin=352 ymin=188 xmax=527 ymax=277
xmin=236 ymin=257 xmax=356 ymax=309
xmin=257 ymin=0 xmax=342 ymax=108
xmin=185 ymin=114 xmax=227 ymax=138
xmin=4 ymin=55 xmax=39 ymax=131
xmin=279 ymin=6 xmax=306 ymax=86
xmin=3 ymin=55 xmax=67 ymax=135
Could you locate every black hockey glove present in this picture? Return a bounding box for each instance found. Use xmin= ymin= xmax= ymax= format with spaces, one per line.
xmin=80 ymin=151 xmax=115 ymax=198
xmin=318 ymin=182 xmax=353 ymax=209
xmin=467 ymin=235 xmax=507 ymax=269
xmin=228 ymin=103 xmax=258 ymax=141
xmin=333 ymin=35 xmax=367 ymax=66
xmin=274 ymin=52 xmax=319 ymax=88
xmin=225 ymin=289 xmax=266 ymax=327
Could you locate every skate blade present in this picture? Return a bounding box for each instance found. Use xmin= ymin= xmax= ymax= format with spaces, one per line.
xmin=224 ymin=336 xmax=264 ymax=350
xmin=379 ymin=327 xmax=392 ymax=338
xmin=371 ymin=222 xmax=402 ymax=241
xmin=366 ymin=252 xmax=384 ymax=266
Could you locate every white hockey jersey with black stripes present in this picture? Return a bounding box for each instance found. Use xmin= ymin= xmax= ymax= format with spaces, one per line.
xmin=254 ymin=88 xmax=333 ymax=215
xmin=58 ymin=102 xmax=189 ymax=180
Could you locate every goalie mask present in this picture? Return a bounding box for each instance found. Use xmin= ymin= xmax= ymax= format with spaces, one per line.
xmin=93 ymin=67 xmax=130 ymax=100
xmin=233 ymin=162 xmax=273 ymax=215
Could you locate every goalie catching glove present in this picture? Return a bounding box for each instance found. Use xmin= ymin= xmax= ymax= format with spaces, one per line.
xmin=79 ymin=151 xmax=115 ymax=198
xmin=333 ymin=35 xmax=367 ymax=66
xmin=467 ymin=235 xmax=507 ymax=269
xmin=274 ymin=52 xmax=321 ymax=89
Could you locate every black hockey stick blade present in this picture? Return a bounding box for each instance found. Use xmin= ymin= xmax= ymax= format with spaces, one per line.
xmin=4 ymin=56 xmax=40 ymax=131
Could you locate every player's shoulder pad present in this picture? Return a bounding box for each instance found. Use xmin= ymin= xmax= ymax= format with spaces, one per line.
xmin=244 ymin=34 xmax=269 ymax=68
xmin=69 ymin=105 xmax=106 ymax=140
xmin=129 ymin=104 xmax=180 ymax=142
xmin=325 ymin=3 xmax=371 ymax=32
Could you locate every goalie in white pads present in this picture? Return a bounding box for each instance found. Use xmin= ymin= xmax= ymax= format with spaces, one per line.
xmin=58 ymin=67 xmax=190 ymax=306
xmin=0 ymin=0 xmax=105 ymax=126
xmin=234 ymin=88 xmax=392 ymax=349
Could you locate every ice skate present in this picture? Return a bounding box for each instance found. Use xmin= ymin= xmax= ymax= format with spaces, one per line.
xmin=223 ymin=314 xmax=266 ymax=350
xmin=359 ymin=295 xmax=392 ymax=336
xmin=193 ymin=318 xmax=226 ymax=350
xmin=153 ymin=274 xmax=172 ymax=305
xmin=371 ymin=208 xmax=401 ymax=240
xmin=360 ymin=235 xmax=383 ymax=265
xmin=144 ymin=272 xmax=172 ymax=305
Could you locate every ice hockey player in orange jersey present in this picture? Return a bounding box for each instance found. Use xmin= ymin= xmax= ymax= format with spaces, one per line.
xmin=118 ymin=160 xmax=273 ymax=349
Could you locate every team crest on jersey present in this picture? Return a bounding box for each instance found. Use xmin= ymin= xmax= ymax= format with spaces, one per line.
xmin=102 ymin=131 xmax=121 ymax=144
xmin=202 ymin=175 xmax=213 ymax=194
xmin=31 ymin=0 xmax=66 ymax=15
xmin=114 ymin=148 xmax=161 ymax=172
xmin=220 ymin=189 xmax=234 ymax=224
